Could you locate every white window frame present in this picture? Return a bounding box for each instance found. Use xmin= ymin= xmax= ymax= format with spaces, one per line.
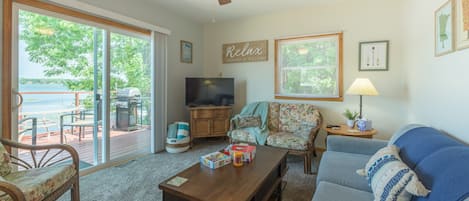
xmin=274 ymin=32 xmax=343 ymax=101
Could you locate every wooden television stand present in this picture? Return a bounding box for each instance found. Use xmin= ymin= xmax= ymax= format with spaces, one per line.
xmin=188 ymin=106 xmax=232 ymax=143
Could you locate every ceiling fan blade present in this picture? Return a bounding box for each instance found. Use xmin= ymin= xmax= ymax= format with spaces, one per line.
xmin=218 ymin=0 xmax=231 ymax=6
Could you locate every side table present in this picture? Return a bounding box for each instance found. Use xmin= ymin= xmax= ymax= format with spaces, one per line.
xmin=325 ymin=124 xmax=377 ymax=145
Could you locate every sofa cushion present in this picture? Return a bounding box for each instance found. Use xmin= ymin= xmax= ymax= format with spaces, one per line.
xmin=316 ymin=151 xmax=371 ymax=192
xmin=266 ymin=132 xmax=308 ymax=151
xmin=0 ymin=143 xmax=12 ymax=177
xmin=3 ymin=164 xmax=76 ymax=201
xmin=312 ymin=181 xmax=373 ymax=201
xmin=267 ymin=102 xmax=280 ymax=132
xmin=357 ymin=145 xmax=401 ymax=177
xmin=413 ymin=147 xmax=469 ymax=201
xmin=393 ymin=127 xmax=464 ymax=169
xmin=358 ymin=146 xmax=429 ymax=201
xmin=278 ymin=103 xmax=320 ymax=133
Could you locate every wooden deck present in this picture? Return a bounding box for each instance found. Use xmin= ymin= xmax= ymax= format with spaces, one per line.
xmin=19 ymin=127 xmax=151 ymax=167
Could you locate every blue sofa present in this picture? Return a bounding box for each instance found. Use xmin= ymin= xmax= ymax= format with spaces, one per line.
xmin=313 ymin=125 xmax=469 ymax=201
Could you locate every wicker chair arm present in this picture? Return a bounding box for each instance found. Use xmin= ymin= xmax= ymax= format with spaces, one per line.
xmin=0 ymin=139 xmax=79 ymax=171
xmin=0 ymin=181 xmax=26 ymax=201
xmin=307 ymin=111 xmax=323 ymax=146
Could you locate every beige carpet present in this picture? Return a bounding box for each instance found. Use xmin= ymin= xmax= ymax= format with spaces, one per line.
xmin=59 ymin=139 xmax=320 ymax=201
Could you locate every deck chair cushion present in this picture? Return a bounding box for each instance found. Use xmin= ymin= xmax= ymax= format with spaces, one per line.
xmin=3 ymin=165 xmax=76 ymax=201
xmin=0 ymin=143 xmax=12 ymax=176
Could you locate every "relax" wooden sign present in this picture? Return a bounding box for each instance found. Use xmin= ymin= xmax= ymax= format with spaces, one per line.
xmin=222 ymin=40 xmax=268 ymax=63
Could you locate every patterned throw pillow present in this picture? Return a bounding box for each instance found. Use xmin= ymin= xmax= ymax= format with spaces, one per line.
xmin=233 ymin=115 xmax=261 ymax=129
xmin=0 ymin=142 xmax=12 ymax=176
xmin=357 ymin=145 xmax=430 ymax=201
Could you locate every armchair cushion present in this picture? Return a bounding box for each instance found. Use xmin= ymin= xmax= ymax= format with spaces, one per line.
xmin=229 ymin=129 xmax=257 ymax=144
xmin=0 ymin=143 xmax=12 ymax=177
xmin=3 ymin=165 xmax=76 ymax=201
xmin=232 ymin=115 xmax=261 ymax=129
xmin=266 ymin=132 xmax=308 ymax=151
xmin=278 ymin=104 xmax=320 ymax=133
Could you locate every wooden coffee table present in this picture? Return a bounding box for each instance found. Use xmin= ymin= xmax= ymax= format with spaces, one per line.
xmin=159 ymin=146 xmax=288 ymax=201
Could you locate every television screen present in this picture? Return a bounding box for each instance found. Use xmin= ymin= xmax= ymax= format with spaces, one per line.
xmin=185 ymin=78 xmax=234 ymax=106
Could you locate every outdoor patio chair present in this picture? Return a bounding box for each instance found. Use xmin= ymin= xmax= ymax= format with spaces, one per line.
xmin=0 ymin=138 xmax=80 ymax=201
xmin=18 ymin=117 xmax=37 ymax=146
xmin=60 ymin=110 xmax=101 ymax=143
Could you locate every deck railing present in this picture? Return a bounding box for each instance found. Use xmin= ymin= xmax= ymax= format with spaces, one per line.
xmin=18 ymin=91 xmax=95 ymax=144
xmin=17 ymin=91 xmax=148 ymax=144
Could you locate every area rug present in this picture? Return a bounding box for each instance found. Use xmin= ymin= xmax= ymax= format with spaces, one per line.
xmin=58 ymin=140 xmax=320 ymax=201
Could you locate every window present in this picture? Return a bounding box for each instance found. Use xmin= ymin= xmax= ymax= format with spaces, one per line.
xmin=275 ymin=33 xmax=343 ymax=101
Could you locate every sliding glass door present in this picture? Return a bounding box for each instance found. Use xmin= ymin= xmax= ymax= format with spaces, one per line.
xmin=12 ymin=4 xmax=152 ymax=170
xmin=109 ymin=32 xmax=152 ymax=160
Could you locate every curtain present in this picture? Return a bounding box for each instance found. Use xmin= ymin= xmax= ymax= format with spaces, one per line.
xmin=151 ymin=31 xmax=168 ymax=153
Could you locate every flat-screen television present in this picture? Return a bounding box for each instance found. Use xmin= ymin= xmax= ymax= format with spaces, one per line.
xmin=185 ymin=77 xmax=234 ymax=107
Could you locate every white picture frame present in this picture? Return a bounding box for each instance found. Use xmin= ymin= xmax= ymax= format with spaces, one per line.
xmin=359 ymin=40 xmax=389 ymax=71
xmin=435 ymin=0 xmax=455 ymax=56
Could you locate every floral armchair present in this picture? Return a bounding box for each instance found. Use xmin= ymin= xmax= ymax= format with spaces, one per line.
xmin=228 ymin=102 xmax=322 ymax=174
xmin=0 ymin=139 xmax=79 ymax=201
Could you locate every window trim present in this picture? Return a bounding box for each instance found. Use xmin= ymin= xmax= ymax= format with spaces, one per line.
xmin=274 ymin=32 xmax=344 ymax=102
xmin=15 ymin=0 xmax=151 ymax=36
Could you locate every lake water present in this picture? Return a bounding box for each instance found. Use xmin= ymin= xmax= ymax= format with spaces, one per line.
xmin=19 ymin=83 xmax=91 ymax=133
xmin=20 ymin=83 xmax=78 ymax=113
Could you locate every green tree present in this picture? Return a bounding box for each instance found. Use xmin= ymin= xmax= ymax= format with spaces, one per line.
xmin=19 ymin=10 xmax=151 ymax=96
xmin=280 ymin=39 xmax=338 ymax=95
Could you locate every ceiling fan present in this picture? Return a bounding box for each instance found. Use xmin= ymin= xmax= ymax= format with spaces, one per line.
xmin=218 ymin=0 xmax=232 ymax=6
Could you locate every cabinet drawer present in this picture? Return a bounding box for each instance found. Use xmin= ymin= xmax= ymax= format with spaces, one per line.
xmin=191 ymin=110 xmax=214 ymax=119
xmin=213 ymin=109 xmax=231 ymax=118
xmin=192 ymin=109 xmax=231 ymax=119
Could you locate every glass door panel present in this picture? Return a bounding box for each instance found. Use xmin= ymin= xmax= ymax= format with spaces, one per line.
xmin=15 ymin=9 xmax=102 ymax=168
xmin=109 ymin=32 xmax=151 ymax=160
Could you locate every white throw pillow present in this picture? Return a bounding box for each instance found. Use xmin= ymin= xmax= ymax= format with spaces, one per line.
xmin=357 ymin=145 xmax=430 ymax=201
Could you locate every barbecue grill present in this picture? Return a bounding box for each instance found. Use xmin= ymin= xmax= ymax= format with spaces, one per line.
xmin=116 ymin=87 xmax=141 ymax=131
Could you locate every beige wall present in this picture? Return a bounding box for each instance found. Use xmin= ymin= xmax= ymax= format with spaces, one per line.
xmin=74 ymin=0 xmax=205 ymax=123
xmin=403 ymin=0 xmax=469 ymax=144
xmin=203 ymin=0 xmax=408 ymax=147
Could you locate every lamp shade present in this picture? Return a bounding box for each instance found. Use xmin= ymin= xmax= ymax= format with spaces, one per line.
xmin=346 ymin=78 xmax=379 ymax=96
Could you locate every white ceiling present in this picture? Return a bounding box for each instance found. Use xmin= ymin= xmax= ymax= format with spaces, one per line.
xmin=144 ymin=0 xmax=328 ymax=24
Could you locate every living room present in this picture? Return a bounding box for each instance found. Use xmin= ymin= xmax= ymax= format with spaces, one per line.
xmin=1 ymin=0 xmax=469 ymax=201
xmin=57 ymin=0 xmax=469 ymax=145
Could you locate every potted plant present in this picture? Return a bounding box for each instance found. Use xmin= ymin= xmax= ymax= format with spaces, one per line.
xmin=342 ymin=109 xmax=358 ymax=128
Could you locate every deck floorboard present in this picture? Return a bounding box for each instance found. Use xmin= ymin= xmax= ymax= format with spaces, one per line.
xmin=18 ymin=127 xmax=151 ymax=167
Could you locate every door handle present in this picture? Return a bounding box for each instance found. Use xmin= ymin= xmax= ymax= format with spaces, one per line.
xmin=13 ymin=90 xmax=23 ymax=108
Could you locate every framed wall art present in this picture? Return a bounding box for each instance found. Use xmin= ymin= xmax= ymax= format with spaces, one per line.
xmin=455 ymin=0 xmax=469 ymax=50
xmin=435 ymin=0 xmax=455 ymax=56
xmin=222 ymin=40 xmax=268 ymax=63
xmin=359 ymin=40 xmax=389 ymax=71
xmin=180 ymin=40 xmax=193 ymax=63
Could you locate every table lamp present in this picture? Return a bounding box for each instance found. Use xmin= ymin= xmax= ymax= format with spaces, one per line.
xmin=346 ymin=78 xmax=379 ymax=119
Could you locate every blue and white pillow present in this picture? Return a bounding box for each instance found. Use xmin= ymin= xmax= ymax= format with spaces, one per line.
xmin=357 ymin=145 xmax=430 ymax=201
